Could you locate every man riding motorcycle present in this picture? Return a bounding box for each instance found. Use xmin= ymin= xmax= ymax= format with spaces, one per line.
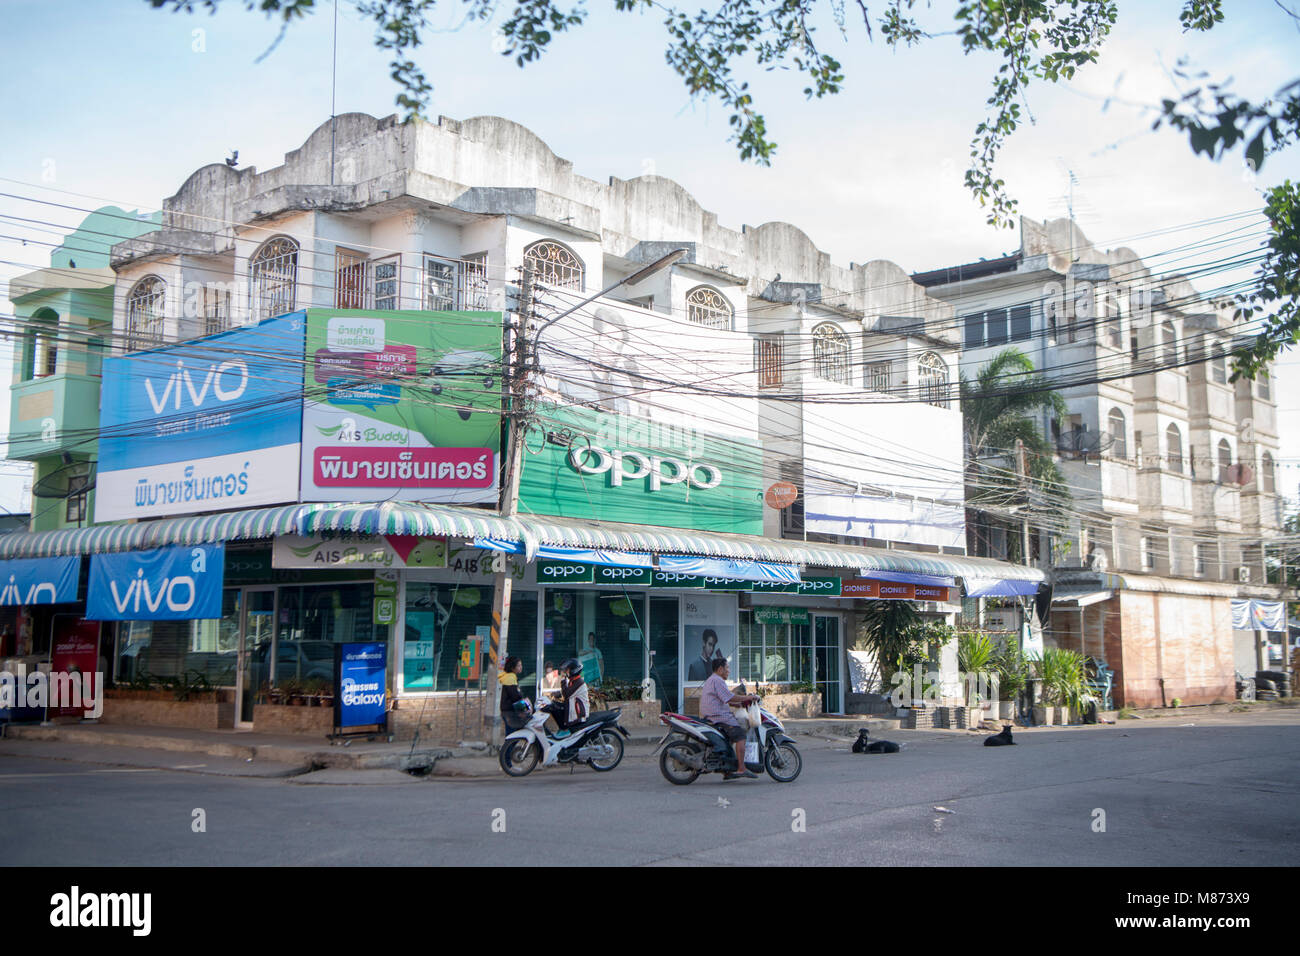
xmin=541 ymin=658 xmax=589 ymax=738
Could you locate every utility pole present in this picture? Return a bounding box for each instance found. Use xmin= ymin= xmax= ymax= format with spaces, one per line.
xmin=484 ymin=264 xmax=535 ymax=744
xmin=481 ymin=249 xmax=686 ymax=743
xmin=1016 ymin=438 xmax=1031 ymax=566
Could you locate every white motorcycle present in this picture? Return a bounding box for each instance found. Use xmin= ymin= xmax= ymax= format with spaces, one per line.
xmin=498 ymin=700 xmax=630 ymax=776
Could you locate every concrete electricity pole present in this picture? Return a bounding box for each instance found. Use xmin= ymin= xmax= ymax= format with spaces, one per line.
xmin=482 ymin=248 xmax=687 ymax=743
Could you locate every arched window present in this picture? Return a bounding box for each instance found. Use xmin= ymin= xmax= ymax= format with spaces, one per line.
xmin=125 ymin=275 xmax=166 ymax=350
xmin=249 ymin=236 xmax=299 ymax=321
xmin=1261 ymin=451 xmax=1275 ymax=493
xmin=1162 ymin=320 xmax=1178 ymax=366
xmin=523 ymin=239 xmax=584 ymax=291
xmin=1165 ymin=423 xmax=1183 ymax=473
xmin=1258 ymin=368 xmax=1271 ymax=401
xmin=26 ymin=308 xmax=59 ymax=379
xmin=918 ymin=351 xmax=949 ymax=408
xmin=685 ymin=285 xmax=733 ymax=329
xmin=1108 ymin=408 xmax=1127 ymax=459
xmin=1211 ymin=344 xmax=1227 ymax=384
xmin=1217 ymin=438 xmax=1232 ymax=482
xmin=812 ymin=323 xmax=850 ymax=385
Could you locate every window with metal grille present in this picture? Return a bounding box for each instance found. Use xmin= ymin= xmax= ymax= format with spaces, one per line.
xmin=1217 ymin=438 xmax=1232 ymax=482
xmin=336 ymin=248 xmax=367 ymax=309
xmin=372 ymin=256 xmax=399 ymax=310
xmin=249 ymin=236 xmax=298 ymax=321
xmin=918 ymin=351 xmax=949 ymax=408
xmin=866 ymin=361 xmax=891 ymax=393
xmin=812 ymin=323 xmax=850 ymax=385
xmin=755 ymin=334 xmax=784 ymax=388
xmin=1261 ymin=451 xmax=1275 ymax=493
xmin=203 ymin=286 xmax=232 ymax=337
xmin=686 ymin=286 xmax=733 ymax=329
xmin=1166 ymin=423 xmax=1183 ymax=473
xmin=1108 ymin=408 xmax=1127 ymax=458
xmin=1211 ymin=345 xmax=1227 ymax=384
xmin=126 ymin=275 xmax=166 ymax=350
xmin=423 ymin=255 xmax=457 ymax=311
xmin=463 ymin=253 xmax=490 ymax=309
xmin=523 ymin=240 xmax=584 ymax=291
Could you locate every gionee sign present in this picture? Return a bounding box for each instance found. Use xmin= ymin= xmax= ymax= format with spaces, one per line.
xmin=840 ymin=579 xmax=951 ymax=602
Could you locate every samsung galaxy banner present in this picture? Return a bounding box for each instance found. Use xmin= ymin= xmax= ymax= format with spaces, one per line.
xmin=336 ymin=642 xmax=387 ymax=728
xmin=96 ymin=314 xmax=306 ymax=521
xmin=87 ymin=545 xmax=225 ymax=621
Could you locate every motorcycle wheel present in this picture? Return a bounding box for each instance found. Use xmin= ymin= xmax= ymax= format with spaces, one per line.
xmin=764 ymin=741 xmax=802 ymax=783
xmin=586 ymin=728 xmax=625 ymax=771
xmin=499 ymin=738 xmax=541 ymax=777
xmin=659 ymin=740 xmax=702 ymax=785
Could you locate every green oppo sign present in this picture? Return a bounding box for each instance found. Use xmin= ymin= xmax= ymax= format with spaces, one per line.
xmin=519 ymin=405 xmax=764 ymax=534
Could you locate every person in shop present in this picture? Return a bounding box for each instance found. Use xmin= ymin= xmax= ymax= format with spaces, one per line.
xmin=579 ymin=631 xmax=605 ymax=684
xmin=498 ymin=656 xmax=532 ymax=729
xmin=540 ymin=658 xmax=589 ymax=739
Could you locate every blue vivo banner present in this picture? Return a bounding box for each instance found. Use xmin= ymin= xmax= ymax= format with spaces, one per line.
xmin=0 ymin=556 xmax=80 ymax=606
xmin=96 ymin=313 xmax=306 ymax=521
xmin=87 ymin=544 xmax=225 ymax=621
xmin=337 ymin=642 xmax=387 ymax=728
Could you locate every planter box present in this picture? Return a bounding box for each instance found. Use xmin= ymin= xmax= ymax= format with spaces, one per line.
xmin=102 ymin=696 xmax=234 ymax=730
xmin=253 ymin=703 xmax=334 ymax=736
xmin=591 ymin=698 xmax=662 ymax=729
xmin=1033 ymin=705 xmax=1057 ymax=726
xmin=759 ymin=693 xmax=822 ymax=719
xmin=997 ymin=701 xmax=1017 ymax=720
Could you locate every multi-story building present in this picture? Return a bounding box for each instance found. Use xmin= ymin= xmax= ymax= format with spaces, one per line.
xmin=0 ymin=113 xmax=1041 ymax=736
xmin=915 ymin=216 xmax=1289 ymax=706
xmin=6 ymin=206 xmax=159 ymax=533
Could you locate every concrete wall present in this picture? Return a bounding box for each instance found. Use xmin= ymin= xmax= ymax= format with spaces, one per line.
xmin=1114 ymin=590 xmax=1236 ymax=707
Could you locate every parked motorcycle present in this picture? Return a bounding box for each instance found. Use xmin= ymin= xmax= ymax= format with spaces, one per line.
xmin=498 ymin=700 xmax=630 ymax=776
xmin=653 ymin=701 xmax=802 ymax=784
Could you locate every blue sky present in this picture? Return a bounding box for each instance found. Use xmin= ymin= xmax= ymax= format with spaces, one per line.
xmin=1 ymin=0 xmax=1298 ymax=513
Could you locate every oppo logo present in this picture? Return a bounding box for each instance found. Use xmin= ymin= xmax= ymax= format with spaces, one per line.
xmin=144 ymin=359 xmax=249 ymax=413
xmin=655 ymin=573 xmax=699 ymax=583
xmin=568 ymin=445 xmax=722 ymax=491
xmin=540 ymin=565 xmax=587 ymax=578
xmin=0 ymin=576 xmax=57 ymax=605
xmin=799 ymin=580 xmax=835 ymax=592
xmin=599 ymin=568 xmax=647 ymax=580
xmin=109 ymin=568 xmax=197 ymax=614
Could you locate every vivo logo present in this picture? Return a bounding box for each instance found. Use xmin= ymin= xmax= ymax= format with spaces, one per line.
xmin=569 ymin=445 xmax=722 ymax=491
xmin=0 ymin=575 xmax=57 ymax=605
xmin=109 ymin=569 xmax=197 ymax=614
xmin=145 ymin=359 xmax=248 ymax=414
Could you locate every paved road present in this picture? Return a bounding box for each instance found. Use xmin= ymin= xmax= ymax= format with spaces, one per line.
xmin=1 ymin=711 xmax=1297 ymax=866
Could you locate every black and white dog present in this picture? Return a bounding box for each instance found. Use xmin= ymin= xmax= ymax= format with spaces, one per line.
xmin=852 ymin=728 xmax=900 ymax=754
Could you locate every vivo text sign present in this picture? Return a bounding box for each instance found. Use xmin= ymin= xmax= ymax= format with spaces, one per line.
xmin=87 ymin=544 xmax=225 ymax=621
xmin=97 ymin=315 xmax=306 ymax=521
xmin=0 ymin=556 xmax=80 ymax=606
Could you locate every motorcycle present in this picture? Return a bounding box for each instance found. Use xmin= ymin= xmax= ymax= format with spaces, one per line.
xmin=653 ymin=700 xmax=802 ymax=784
xmin=498 ymin=699 xmax=631 ymax=776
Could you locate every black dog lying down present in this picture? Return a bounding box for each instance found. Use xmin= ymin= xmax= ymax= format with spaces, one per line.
xmin=983 ymin=725 xmax=1015 ymax=746
xmin=852 ymin=729 xmax=900 ymax=754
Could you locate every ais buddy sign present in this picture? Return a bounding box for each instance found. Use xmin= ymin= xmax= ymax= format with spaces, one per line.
xmin=300 ymin=309 xmax=502 ymax=504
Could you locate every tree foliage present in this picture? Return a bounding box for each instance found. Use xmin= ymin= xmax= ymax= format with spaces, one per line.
xmin=149 ymin=0 xmax=1298 ymax=372
xmin=960 ymin=347 xmax=1069 ymax=513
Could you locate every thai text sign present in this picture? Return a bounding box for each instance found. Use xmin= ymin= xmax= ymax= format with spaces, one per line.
xmin=97 ymin=314 xmax=305 ymax=520
xmin=300 ymin=309 xmax=502 ymax=504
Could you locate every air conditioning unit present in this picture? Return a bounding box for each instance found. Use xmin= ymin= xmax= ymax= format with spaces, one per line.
xmin=1236 ymin=566 xmax=1251 ymax=583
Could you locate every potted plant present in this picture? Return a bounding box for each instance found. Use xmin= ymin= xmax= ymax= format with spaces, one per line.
xmin=1034 ymin=647 xmax=1088 ymax=724
xmin=993 ymin=647 xmax=1028 ymax=720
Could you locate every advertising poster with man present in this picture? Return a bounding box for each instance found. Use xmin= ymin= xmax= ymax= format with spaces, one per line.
xmin=682 ymin=593 xmax=737 ymax=685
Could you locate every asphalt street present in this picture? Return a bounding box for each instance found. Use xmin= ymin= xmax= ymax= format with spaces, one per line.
xmin=1 ymin=710 xmax=1296 ymax=866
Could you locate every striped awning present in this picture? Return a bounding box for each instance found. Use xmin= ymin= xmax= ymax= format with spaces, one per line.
xmin=0 ymin=502 xmax=1044 ymax=586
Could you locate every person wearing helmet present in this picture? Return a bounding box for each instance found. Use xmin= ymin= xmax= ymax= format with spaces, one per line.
xmin=541 ymin=657 xmax=589 ymax=739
